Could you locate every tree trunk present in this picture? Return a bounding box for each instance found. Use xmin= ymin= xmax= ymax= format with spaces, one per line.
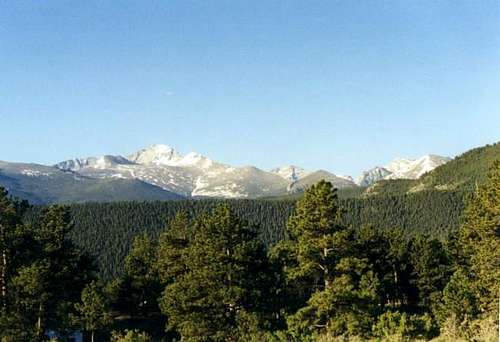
xmin=1 ymin=249 xmax=6 ymax=306
xmin=0 ymin=226 xmax=7 ymax=307
xmin=36 ymin=302 xmax=43 ymax=340
xmin=323 ymin=236 xmax=330 ymax=288
xmin=91 ymin=331 xmax=94 ymax=342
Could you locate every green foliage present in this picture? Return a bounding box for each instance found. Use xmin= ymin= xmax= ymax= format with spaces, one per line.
xmin=435 ymin=269 xmax=478 ymax=327
xmin=459 ymin=161 xmax=500 ymax=313
xmin=110 ymin=329 xmax=152 ymax=342
xmin=156 ymin=211 xmax=191 ymax=284
xmin=287 ymin=258 xmax=380 ymax=339
xmin=373 ymin=311 xmax=435 ymax=340
xmin=22 ymin=187 xmax=465 ymax=281
xmin=74 ymin=281 xmax=112 ymax=338
xmin=276 ymin=180 xmax=346 ymax=287
xmin=160 ymin=205 xmax=276 ymax=340
xmin=408 ymin=236 xmax=452 ymax=311
xmin=431 ymin=161 xmax=500 ymax=341
xmin=0 ymin=196 xmax=97 ymax=341
xmin=123 ymin=234 xmax=162 ymax=317
xmin=273 ymin=181 xmax=381 ymax=339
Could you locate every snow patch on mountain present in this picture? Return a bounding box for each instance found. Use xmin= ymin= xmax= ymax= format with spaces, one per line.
xmin=56 ymin=155 xmax=133 ymax=172
xmin=55 ymin=145 xmax=289 ymax=198
xmin=358 ymin=154 xmax=451 ymax=186
xmin=385 ymin=154 xmax=451 ymax=179
xmin=357 ymin=167 xmax=392 ymax=187
xmin=53 ymin=144 xmax=449 ymax=198
xmin=21 ymin=169 xmax=52 ymax=177
xmin=127 ymin=144 xmax=184 ymax=166
xmin=270 ymin=165 xmax=310 ymax=182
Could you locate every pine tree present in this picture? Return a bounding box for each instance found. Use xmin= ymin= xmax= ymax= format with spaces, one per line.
xmin=10 ymin=260 xmax=51 ymax=340
xmin=156 ymin=211 xmax=191 ymax=285
xmin=271 ymin=181 xmax=380 ymax=338
xmin=160 ymin=205 xmax=273 ymax=340
xmin=75 ymin=281 xmax=112 ymax=342
xmin=37 ymin=205 xmax=97 ymax=337
xmin=409 ymin=236 xmax=451 ymax=312
xmin=110 ymin=329 xmax=152 ymax=342
xmin=0 ymin=201 xmax=96 ymax=340
xmin=0 ymin=187 xmax=23 ymax=309
xmin=123 ymin=233 xmax=161 ymax=317
xmin=459 ymin=161 xmax=500 ymax=314
xmin=271 ymin=181 xmax=346 ymax=291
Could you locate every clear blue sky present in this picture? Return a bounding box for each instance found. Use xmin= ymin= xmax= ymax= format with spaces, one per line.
xmin=1 ymin=1 xmax=499 ymax=177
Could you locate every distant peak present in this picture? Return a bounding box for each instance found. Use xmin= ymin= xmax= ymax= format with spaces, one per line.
xmin=128 ymin=144 xmax=183 ymax=165
xmin=270 ymin=165 xmax=310 ymax=182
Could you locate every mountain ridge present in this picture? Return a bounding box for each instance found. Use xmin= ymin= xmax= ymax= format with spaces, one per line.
xmin=0 ymin=144 xmax=456 ymax=202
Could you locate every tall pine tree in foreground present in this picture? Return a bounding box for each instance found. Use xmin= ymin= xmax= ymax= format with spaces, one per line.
xmin=437 ymin=161 xmax=500 ymax=339
xmin=75 ymin=281 xmax=112 ymax=342
xmin=459 ymin=160 xmax=500 ymax=313
xmin=271 ymin=180 xmax=380 ymax=340
xmin=160 ymin=205 xmax=275 ymax=341
xmin=0 ymin=194 xmax=96 ymax=341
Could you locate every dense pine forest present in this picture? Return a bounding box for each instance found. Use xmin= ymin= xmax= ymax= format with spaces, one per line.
xmin=1 ymin=155 xmax=499 ymax=341
xmin=25 ymin=190 xmax=465 ymax=280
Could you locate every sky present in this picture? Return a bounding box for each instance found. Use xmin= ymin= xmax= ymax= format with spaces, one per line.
xmin=1 ymin=1 xmax=499 ymax=177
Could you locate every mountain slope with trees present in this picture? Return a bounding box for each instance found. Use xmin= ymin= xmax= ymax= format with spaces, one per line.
xmin=365 ymin=142 xmax=500 ymax=197
xmin=0 ymin=161 xmax=183 ymax=204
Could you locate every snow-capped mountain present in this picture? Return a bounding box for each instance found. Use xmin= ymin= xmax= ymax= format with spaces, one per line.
xmin=270 ymin=165 xmax=310 ymax=182
xmin=56 ymin=145 xmax=290 ymax=198
xmin=56 ymin=155 xmax=133 ymax=172
xmin=358 ymin=155 xmax=451 ymax=186
xmin=127 ymin=144 xmax=184 ymax=166
xmin=357 ymin=167 xmax=392 ymax=187
xmin=50 ymin=145 xmax=452 ymax=197
xmin=385 ymin=155 xmax=451 ymax=179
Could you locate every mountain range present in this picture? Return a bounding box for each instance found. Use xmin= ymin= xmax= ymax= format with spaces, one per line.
xmin=0 ymin=144 xmax=454 ymax=203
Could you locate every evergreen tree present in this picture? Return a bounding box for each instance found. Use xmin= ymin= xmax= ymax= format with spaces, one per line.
xmin=123 ymin=233 xmax=161 ymax=317
xmin=436 ymin=268 xmax=478 ymax=326
xmin=156 ymin=211 xmax=191 ymax=285
xmin=160 ymin=205 xmax=273 ymax=340
xmin=459 ymin=161 xmax=500 ymax=314
xmin=10 ymin=260 xmax=50 ymax=340
xmin=0 ymin=187 xmax=24 ymax=309
xmin=409 ymin=236 xmax=451 ymax=312
xmin=109 ymin=233 xmax=167 ymax=339
xmin=272 ymin=181 xmax=380 ymax=338
xmin=0 ymin=199 xmax=96 ymax=341
xmin=37 ymin=205 xmax=97 ymax=338
xmin=110 ymin=329 xmax=152 ymax=342
xmin=75 ymin=281 xmax=112 ymax=342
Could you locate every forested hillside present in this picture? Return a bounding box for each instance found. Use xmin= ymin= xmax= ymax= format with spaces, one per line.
xmin=366 ymin=142 xmax=500 ymax=196
xmin=26 ymin=190 xmax=465 ymax=280
xmin=21 ymin=142 xmax=498 ymax=280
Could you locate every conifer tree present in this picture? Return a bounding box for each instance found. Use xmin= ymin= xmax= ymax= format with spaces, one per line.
xmin=0 ymin=201 xmax=96 ymax=340
xmin=156 ymin=211 xmax=191 ymax=285
xmin=123 ymin=233 xmax=161 ymax=317
xmin=272 ymin=181 xmax=380 ymax=338
xmin=459 ymin=161 xmax=500 ymax=313
xmin=160 ymin=205 xmax=273 ymax=340
xmin=409 ymin=236 xmax=451 ymax=311
xmin=75 ymin=281 xmax=112 ymax=342
xmin=0 ymin=187 xmax=23 ymax=309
